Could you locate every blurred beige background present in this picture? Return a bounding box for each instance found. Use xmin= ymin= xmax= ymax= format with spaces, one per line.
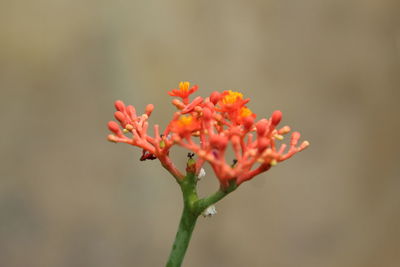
xmin=1 ymin=0 xmax=400 ymax=266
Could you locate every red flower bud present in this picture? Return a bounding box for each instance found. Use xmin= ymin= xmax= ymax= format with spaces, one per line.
xmin=256 ymin=119 xmax=269 ymax=136
xmin=172 ymin=99 xmax=185 ymax=110
xmin=210 ymin=91 xmax=221 ymax=104
xmin=181 ymin=96 xmax=203 ymax=114
xmin=114 ymin=111 xmax=126 ymax=124
xmin=115 ymin=100 xmax=126 ymax=112
xmin=145 ymin=104 xmax=154 ymax=116
xmin=108 ymin=121 xmax=122 ymax=135
xmin=210 ymin=135 xmax=228 ymax=150
xmin=126 ymin=105 xmax=136 ymax=120
xmin=202 ymin=107 xmax=212 ymax=120
xmin=271 ymin=110 xmax=282 ymax=127
xmin=243 ymin=116 xmax=255 ymax=130
xmin=257 ymin=137 xmax=269 ymax=151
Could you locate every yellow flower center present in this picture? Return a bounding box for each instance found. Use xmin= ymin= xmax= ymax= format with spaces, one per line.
xmin=179 ymin=81 xmax=190 ymax=92
xmin=221 ymin=90 xmax=243 ymax=105
xmin=178 ymin=115 xmax=193 ymax=126
xmin=239 ymin=107 xmax=253 ymax=117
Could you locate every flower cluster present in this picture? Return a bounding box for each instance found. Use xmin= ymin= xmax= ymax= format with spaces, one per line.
xmin=107 ymin=82 xmax=309 ymax=188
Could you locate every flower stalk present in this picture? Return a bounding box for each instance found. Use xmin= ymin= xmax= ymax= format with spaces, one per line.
xmin=166 ymin=197 xmax=198 ymax=267
xmin=167 ymin=162 xmax=237 ymax=267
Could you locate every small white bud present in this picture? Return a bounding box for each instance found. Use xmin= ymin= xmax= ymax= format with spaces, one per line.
xmin=202 ymin=205 xmax=217 ymax=218
xmin=197 ymin=168 xmax=206 ymax=181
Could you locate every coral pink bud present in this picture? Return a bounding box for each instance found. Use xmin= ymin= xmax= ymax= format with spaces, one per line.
xmin=202 ymin=107 xmax=212 ymax=120
xmin=126 ymin=105 xmax=136 ymax=120
xmin=114 ymin=111 xmax=126 ymax=124
xmin=210 ymin=135 xmax=228 ymax=150
xmin=108 ymin=121 xmax=122 ymax=135
xmin=271 ymin=110 xmax=282 ymax=127
xmin=115 ymin=100 xmax=126 ymax=112
xmin=210 ymin=91 xmax=221 ymax=104
xmin=172 ymin=99 xmax=185 ymax=110
xmin=192 ymin=96 xmax=203 ymax=106
xmin=107 ymin=134 xmax=118 ymax=143
xmin=194 ymin=106 xmax=202 ymax=113
xmin=278 ymin=125 xmax=291 ymax=135
xmin=256 ymin=119 xmax=269 ymax=136
xmin=145 ymin=104 xmax=154 ymax=116
xmin=243 ymin=116 xmax=255 ymax=130
xmin=291 ymin=131 xmax=301 ymax=146
xmin=299 ymin=140 xmax=310 ymax=150
xmin=257 ymin=137 xmax=269 ymax=151
xmin=181 ymin=96 xmax=203 ymax=114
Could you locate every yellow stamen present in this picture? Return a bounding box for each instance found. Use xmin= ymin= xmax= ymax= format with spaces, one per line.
xmin=239 ymin=106 xmax=253 ymax=117
xmin=221 ymin=90 xmax=243 ymax=105
xmin=270 ymin=159 xmax=278 ymax=166
xmin=179 ymin=81 xmax=190 ymax=92
xmin=178 ymin=115 xmax=194 ymax=126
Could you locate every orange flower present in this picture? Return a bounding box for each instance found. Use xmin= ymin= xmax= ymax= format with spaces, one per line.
xmin=218 ymin=90 xmax=249 ymax=113
xmin=237 ymin=106 xmax=256 ymax=128
xmin=168 ymin=81 xmax=198 ymax=104
xmin=239 ymin=106 xmax=253 ymax=118
xmin=169 ymin=115 xmax=200 ymax=137
xmin=221 ymin=90 xmax=243 ymax=105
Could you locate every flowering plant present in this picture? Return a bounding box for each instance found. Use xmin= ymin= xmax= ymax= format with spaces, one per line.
xmin=107 ymin=82 xmax=309 ymax=266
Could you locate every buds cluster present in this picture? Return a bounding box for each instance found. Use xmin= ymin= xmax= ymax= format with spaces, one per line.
xmin=107 ymin=82 xmax=309 ymax=188
xmin=107 ymin=100 xmax=183 ymax=179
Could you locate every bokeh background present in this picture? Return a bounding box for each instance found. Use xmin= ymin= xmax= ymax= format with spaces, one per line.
xmin=1 ymin=0 xmax=400 ymax=266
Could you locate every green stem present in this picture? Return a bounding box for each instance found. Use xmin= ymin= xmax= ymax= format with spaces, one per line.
xmin=166 ymin=169 xmax=238 ymax=267
xmin=195 ymin=181 xmax=237 ymax=214
xmin=166 ymin=205 xmax=198 ymax=267
xmin=166 ymin=171 xmax=199 ymax=267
